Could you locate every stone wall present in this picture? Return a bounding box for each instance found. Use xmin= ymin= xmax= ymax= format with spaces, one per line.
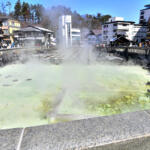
xmin=0 ymin=49 xmax=20 ymax=66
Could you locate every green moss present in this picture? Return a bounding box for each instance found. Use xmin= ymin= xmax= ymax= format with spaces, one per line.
xmin=79 ymin=86 xmax=150 ymax=116
xmin=37 ymin=97 xmax=54 ymax=119
xmin=48 ymin=117 xmax=71 ymax=124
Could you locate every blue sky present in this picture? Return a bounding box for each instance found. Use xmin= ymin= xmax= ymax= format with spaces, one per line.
xmin=6 ymin=0 xmax=150 ymax=23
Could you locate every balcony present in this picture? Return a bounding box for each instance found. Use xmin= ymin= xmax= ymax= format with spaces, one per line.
xmin=103 ymin=27 xmax=108 ymax=31
xmin=3 ymin=30 xmax=9 ymax=36
xmin=114 ymin=25 xmax=129 ymax=31
xmin=116 ymin=31 xmax=128 ymax=36
xmin=2 ymin=26 xmax=8 ymax=30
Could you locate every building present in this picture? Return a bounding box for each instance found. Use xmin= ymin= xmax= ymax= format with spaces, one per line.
xmin=58 ymin=15 xmax=81 ymax=47
xmin=14 ymin=25 xmax=54 ymax=47
xmin=0 ymin=20 xmax=3 ymax=45
xmin=140 ymin=4 xmax=150 ymax=25
xmin=85 ymin=30 xmax=102 ymax=46
xmin=133 ymin=24 xmax=147 ymax=43
xmin=71 ymin=28 xmax=81 ymax=45
xmin=92 ymin=29 xmax=102 ymax=42
xmin=86 ymin=31 xmax=97 ymax=45
xmin=58 ymin=15 xmax=72 ymax=48
xmin=102 ymin=17 xmax=134 ymax=44
xmin=102 ymin=17 xmax=147 ymax=45
xmin=0 ymin=16 xmax=21 ymax=46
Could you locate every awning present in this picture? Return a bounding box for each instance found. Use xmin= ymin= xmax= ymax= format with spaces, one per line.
xmin=14 ymin=35 xmax=19 ymax=38
xmin=110 ymin=37 xmax=117 ymax=42
xmin=3 ymin=38 xmax=11 ymax=41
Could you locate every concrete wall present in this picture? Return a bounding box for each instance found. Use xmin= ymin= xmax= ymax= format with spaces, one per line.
xmin=1 ymin=110 xmax=150 ymax=150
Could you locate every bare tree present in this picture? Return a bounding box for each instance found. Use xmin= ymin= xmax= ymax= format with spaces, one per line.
xmin=1 ymin=1 xmax=6 ymax=15
xmin=6 ymin=1 xmax=11 ymax=15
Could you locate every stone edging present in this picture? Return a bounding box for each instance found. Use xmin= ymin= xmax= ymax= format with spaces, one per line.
xmin=1 ymin=110 xmax=150 ymax=150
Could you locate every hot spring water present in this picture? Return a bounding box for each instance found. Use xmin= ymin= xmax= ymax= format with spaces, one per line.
xmin=0 ymin=58 xmax=150 ymax=129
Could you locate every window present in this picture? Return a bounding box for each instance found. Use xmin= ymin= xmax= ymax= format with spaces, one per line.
xmin=104 ymin=25 xmax=108 ymax=28
xmin=103 ymin=31 xmax=108 ymax=34
xmin=3 ymin=21 xmax=8 ymax=26
xmin=66 ymin=23 xmax=71 ymax=38
xmin=3 ymin=30 xmax=9 ymax=35
xmin=0 ymin=29 xmax=3 ymax=34
xmin=72 ymin=32 xmax=80 ymax=35
xmin=27 ymin=32 xmax=32 ymax=37
xmin=12 ymin=21 xmax=15 ymax=26
xmin=122 ymin=24 xmax=128 ymax=26
xmin=37 ymin=33 xmax=43 ymax=37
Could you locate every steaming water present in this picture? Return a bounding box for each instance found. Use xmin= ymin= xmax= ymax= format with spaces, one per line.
xmin=0 ymin=59 xmax=150 ymax=129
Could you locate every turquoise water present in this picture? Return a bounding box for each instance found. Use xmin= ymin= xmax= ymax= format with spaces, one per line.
xmin=0 ymin=61 xmax=150 ymax=129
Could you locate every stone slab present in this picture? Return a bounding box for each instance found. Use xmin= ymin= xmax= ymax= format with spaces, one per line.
xmin=91 ymin=136 xmax=150 ymax=150
xmin=0 ymin=128 xmax=22 ymax=150
xmin=20 ymin=111 xmax=150 ymax=150
xmin=145 ymin=110 xmax=150 ymax=115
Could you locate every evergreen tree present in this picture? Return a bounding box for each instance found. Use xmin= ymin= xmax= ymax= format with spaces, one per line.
xmin=35 ymin=4 xmax=43 ymax=23
xmin=30 ymin=4 xmax=36 ymax=23
xmin=12 ymin=1 xmax=111 ymax=30
xmin=22 ymin=2 xmax=30 ymax=22
xmin=100 ymin=15 xmax=111 ymax=24
xmin=97 ymin=13 xmax=101 ymax=19
xmin=14 ymin=0 xmax=21 ymax=20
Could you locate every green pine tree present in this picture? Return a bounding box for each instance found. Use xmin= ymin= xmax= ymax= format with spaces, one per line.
xmin=14 ymin=0 xmax=21 ymax=20
xmin=22 ymin=2 xmax=30 ymax=22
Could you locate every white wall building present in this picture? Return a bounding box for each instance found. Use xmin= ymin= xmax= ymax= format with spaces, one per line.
xmin=133 ymin=24 xmax=147 ymax=42
xmin=58 ymin=15 xmax=81 ymax=47
xmin=14 ymin=25 xmax=54 ymax=47
xmin=58 ymin=15 xmax=72 ymax=48
xmin=102 ymin=17 xmax=147 ymax=45
xmin=140 ymin=4 xmax=150 ymax=25
xmin=71 ymin=28 xmax=81 ymax=45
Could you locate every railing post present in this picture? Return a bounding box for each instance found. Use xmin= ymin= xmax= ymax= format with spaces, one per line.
xmin=124 ymin=47 xmax=129 ymax=61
